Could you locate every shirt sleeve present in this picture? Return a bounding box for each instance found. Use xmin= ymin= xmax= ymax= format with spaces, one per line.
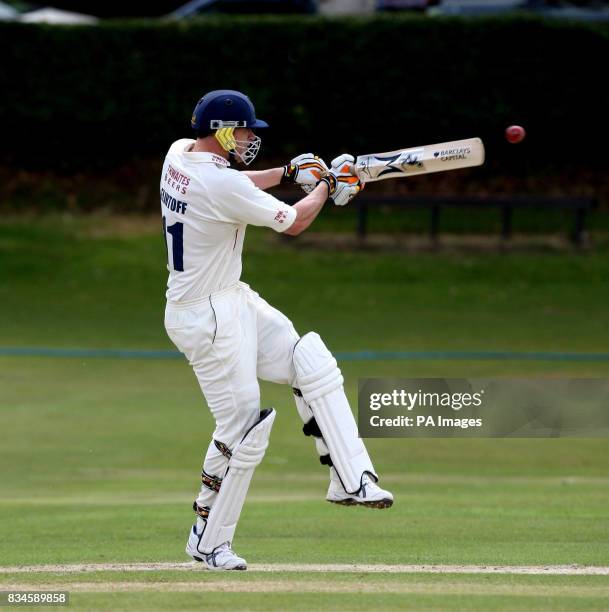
xmin=211 ymin=170 xmax=296 ymax=233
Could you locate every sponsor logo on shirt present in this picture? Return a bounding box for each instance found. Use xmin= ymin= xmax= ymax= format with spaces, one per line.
xmin=164 ymin=164 xmax=191 ymax=195
xmin=211 ymin=154 xmax=229 ymax=166
xmin=274 ymin=210 xmax=288 ymax=223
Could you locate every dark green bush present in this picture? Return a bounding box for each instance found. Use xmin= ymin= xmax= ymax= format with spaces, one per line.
xmin=0 ymin=15 xmax=607 ymax=172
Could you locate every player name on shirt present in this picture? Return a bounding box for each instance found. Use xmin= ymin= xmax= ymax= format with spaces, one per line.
xmin=160 ymin=187 xmax=188 ymax=215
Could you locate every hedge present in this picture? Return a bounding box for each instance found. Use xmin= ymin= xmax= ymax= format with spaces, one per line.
xmin=0 ymin=15 xmax=607 ymax=171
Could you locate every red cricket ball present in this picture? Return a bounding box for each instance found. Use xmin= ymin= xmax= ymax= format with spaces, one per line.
xmin=505 ymin=125 xmax=526 ymax=144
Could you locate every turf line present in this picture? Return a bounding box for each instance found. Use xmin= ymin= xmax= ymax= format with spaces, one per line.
xmin=1 ymin=581 xmax=608 ymax=596
xmin=1 ymin=563 xmax=609 ymax=576
xmin=2 ymin=346 xmax=609 ymax=362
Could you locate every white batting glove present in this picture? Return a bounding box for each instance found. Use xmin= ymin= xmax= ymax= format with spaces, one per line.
xmin=282 ymin=153 xmax=329 ymax=193
xmin=320 ymin=153 xmax=364 ymax=206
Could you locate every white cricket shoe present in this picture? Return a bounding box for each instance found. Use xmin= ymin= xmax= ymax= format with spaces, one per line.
xmin=186 ymin=525 xmax=247 ymax=570
xmin=326 ymin=469 xmax=393 ymax=509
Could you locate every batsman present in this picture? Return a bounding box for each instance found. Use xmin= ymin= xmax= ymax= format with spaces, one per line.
xmin=161 ymin=90 xmax=393 ymax=571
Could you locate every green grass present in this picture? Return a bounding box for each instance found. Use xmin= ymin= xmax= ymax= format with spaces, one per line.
xmin=53 ymin=590 xmax=609 ymax=612
xmin=2 ymin=573 xmax=609 ymax=611
xmin=1 ymin=214 xmax=608 ymax=609
xmin=1 ymin=213 xmax=609 ymax=352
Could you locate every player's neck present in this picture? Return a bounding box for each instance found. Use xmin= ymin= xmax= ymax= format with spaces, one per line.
xmin=192 ymin=136 xmax=228 ymax=160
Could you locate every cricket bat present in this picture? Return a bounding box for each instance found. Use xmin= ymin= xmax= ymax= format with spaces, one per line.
xmin=353 ymin=137 xmax=484 ymax=182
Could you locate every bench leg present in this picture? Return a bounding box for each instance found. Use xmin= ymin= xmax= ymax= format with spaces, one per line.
xmin=430 ymin=205 xmax=440 ymax=243
xmin=571 ymin=208 xmax=586 ymax=246
xmin=357 ymin=204 xmax=367 ymax=240
xmin=501 ymin=206 xmax=513 ymax=240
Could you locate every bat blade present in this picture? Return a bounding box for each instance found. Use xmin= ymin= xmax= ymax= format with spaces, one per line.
xmin=354 ymin=137 xmax=485 ymax=182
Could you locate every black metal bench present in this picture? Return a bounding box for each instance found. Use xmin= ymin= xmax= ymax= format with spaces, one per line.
xmin=351 ymin=195 xmax=597 ymax=246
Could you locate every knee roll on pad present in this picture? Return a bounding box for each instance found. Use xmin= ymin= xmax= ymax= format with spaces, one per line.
xmin=293 ymin=332 xmax=377 ymax=494
xmin=295 ymin=343 xmax=344 ymax=402
xmin=197 ymin=408 xmax=276 ymax=554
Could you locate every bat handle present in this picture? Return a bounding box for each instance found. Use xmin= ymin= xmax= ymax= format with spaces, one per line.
xmin=318 ymin=161 xmax=359 ymax=181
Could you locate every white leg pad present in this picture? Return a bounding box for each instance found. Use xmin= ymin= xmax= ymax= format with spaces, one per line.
xmin=293 ymin=333 xmax=377 ymax=493
xmin=197 ymin=408 xmax=276 ymax=554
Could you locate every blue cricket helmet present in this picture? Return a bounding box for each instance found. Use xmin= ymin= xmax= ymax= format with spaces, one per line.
xmin=191 ymin=90 xmax=269 ymax=131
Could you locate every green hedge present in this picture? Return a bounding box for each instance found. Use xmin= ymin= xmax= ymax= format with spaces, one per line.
xmin=0 ymin=15 xmax=608 ymax=171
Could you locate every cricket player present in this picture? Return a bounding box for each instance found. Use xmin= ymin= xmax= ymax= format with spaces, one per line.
xmin=161 ymin=90 xmax=393 ymax=571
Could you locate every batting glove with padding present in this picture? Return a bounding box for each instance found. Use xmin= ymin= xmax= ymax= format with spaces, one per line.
xmin=320 ymin=153 xmax=364 ymax=206
xmin=281 ymin=153 xmax=329 ymax=192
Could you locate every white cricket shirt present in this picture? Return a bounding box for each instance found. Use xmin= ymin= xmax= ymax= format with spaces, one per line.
xmin=160 ymin=139 xmax=296 ymax=302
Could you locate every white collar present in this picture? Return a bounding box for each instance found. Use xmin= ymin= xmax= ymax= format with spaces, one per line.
xmin=183 ymin=146 xmax=230 ymax=167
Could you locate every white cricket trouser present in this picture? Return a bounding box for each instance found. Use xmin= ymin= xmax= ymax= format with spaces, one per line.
xmin=164 ymin=281 xmax=299 ymax=509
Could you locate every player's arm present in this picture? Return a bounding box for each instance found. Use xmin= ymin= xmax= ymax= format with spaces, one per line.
xmin=213 ymin=156 xmax=362 ymax=236
xmin=243 ymin=154 xmax=328 ymax=192
xmin=285 ymin=155 xmax=365 ymax=236
xmin=242 ymin=168 xmax=283 ymax=190
xmin=283 ymin=182 xmax=330 ymax=236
